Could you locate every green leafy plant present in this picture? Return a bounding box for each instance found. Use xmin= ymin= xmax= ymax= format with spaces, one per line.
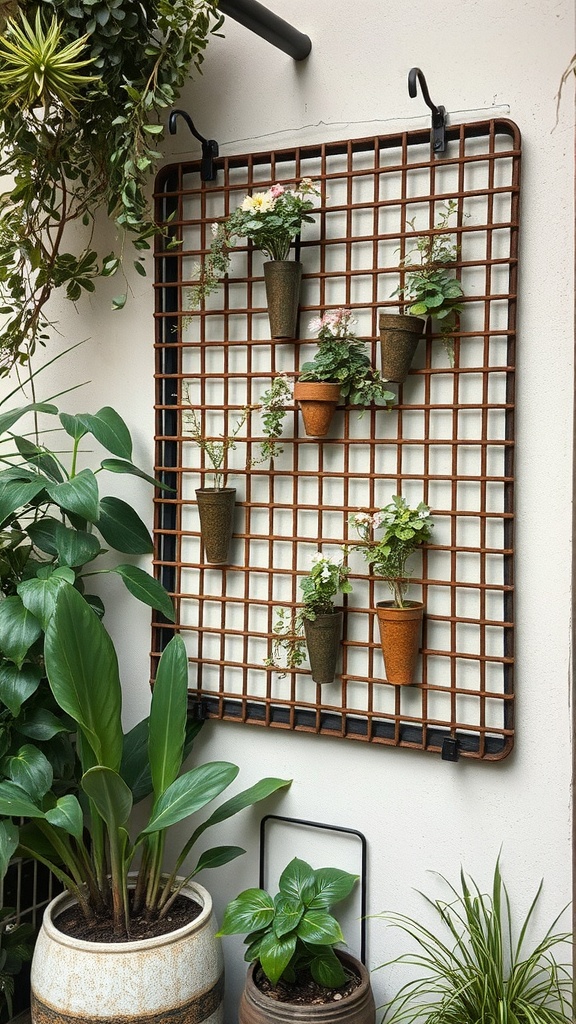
xmin=265 ymin=552 xmax=351 ymax=675
xmin=182 ymin=384 xmax=254 ymax=490
xmin=299 ymin=309 xmax=395 ymax=409
xmin=0 ymin=907 xmax=34 ymax=1021
xmin=252 ymin=374 xmax=293 ymax=464
xmin=217 ymin=856 xmax=358 ymax=988
xmin=349 ymin=496 xmax=433 ymax=608
xmin=191 ymin=178 xmax=321 ymax=305
xmin=377 ymin=858 xmax=573 ymax=1024
xmin=0 ymin=583 xmax=290 ymax=938
xmin=0 ymin=0 xmax=222 ymax=373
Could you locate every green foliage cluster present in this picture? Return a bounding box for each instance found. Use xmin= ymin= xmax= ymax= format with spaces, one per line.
xmin=0 ymin=584 xmax=290 ymax=937
xmin=253 ymin=375 xmax=292 ymax=464
xmin=0 ymin=0 xmax=222 ymax=373
xmin=218 ymin=857 xmax=358 ymax=989
xmin=299 ymin=310 xmax=395 ymax=409
xmin=378 ymin=858 xmax=573 ymax=1024
xmin=0 ymin=907 xmax=34 ymax=1021
xmin=349 ymin=496 xmax=433 ymax=608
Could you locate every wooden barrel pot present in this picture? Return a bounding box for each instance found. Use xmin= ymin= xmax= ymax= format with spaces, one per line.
xmin=375 ymin=600 xmax=424 ymax=685
xmin=378 ymin=313 xmax=425 ymax=383
xmin=239 ymin=951 xmax=375 ymax=1024
xmin=31 ymin=881 xmax=224 ymax=1024
xmin=263 ymin=260 xmax=303 ymax=339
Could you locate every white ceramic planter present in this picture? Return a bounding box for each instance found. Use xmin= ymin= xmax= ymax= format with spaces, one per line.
xmin=31 ymin=881 xmax=224 ymax=1024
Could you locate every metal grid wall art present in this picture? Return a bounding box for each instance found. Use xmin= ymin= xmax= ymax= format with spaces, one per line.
xmin=153 ymin=119 xmax=521 ymax=761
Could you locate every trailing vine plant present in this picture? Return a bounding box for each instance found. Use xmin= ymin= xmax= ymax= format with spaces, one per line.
xmin=0 ymin=0 xmax=222 ymax=374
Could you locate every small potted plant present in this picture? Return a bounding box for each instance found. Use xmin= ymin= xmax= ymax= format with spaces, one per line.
xmin=182 ymin=383 xmax=254 ymax=564
xmin=266 ymin=551 xmax=352 ymax=684
xmin=349 ymin=496 xmax=433 ymax=685
xmin=191 ymin=178 xmax=321 ymax=339
xmin=380 ymin=201 xmax=465 ymax=381
xmin=295 ymin=309 xmax=395 ymax=436
xmin=217 ymin=856 xmax=376 ymax=1024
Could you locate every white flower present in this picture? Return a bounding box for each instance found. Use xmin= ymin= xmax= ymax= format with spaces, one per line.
xmin=241 ymin=191 xmax=275 ymax=214
xmin=320 ymin=565 xmax=332 ymax=581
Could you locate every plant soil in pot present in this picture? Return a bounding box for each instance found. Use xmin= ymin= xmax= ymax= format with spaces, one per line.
xmin=263 ymin=260 xmax=303 ymax=339
xmin=239 ymin=951 xmax=375 ymax=1024
xmin=303 ymin=611 xmax=343 ymax=684
xmin=196 ymin=486 xmax=236 ymax=564
xmin=375 ymin=600 xmax=424 ymax=685
xmin=378 ymin=313 xmax=425 ymax=383
xmin=293 ymin=381 xmax=341 ymax=437
xmin=31 ymin=881 xmax=225 ymax=1024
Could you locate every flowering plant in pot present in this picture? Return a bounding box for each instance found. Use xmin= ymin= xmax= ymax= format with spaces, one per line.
xmin=296 ymin=309 xmax=395 ymax=436
xmin=182 ymin=385 xmax=254 ymax=564
xmin=349 ymin=496 xmax=433 ymax=685
xmin=266 ymin=551 xmax=352 ymax=684
xmin=191 ymin=179 xmax=321 ymax=338
xmin=0 ymin=582 xmax=290 ymax=1023
xmin=217 ymin=856 xmax=376 ymax=1023
xmin=381 ymin=201 xmax=465 ymax=379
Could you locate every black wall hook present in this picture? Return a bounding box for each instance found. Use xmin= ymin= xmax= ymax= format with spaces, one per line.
xmin=168 ymin=109 xmax=219 ymax=181
xmin=408 ymin=68 xmax=447 ymax=156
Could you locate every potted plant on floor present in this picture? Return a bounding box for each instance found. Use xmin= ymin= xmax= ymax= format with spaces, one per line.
xmin=182 ymin=384 xmax=255 ymax=564
xmin=266 ymin=551 xmax=352 ymax=684
xmin=190 ymin=179 xmax=321 ymax=339
xmin=0 ymin=582 xmax=290 ymax=1024
xmin=349 ymin=496 xmax=433 ymax=685
xmin=296 ymin=309 xmax=395 ymax=437
xmin=380 ymin=201 xmax=465 ymax=380
xmin=376 ymin=857 xmax=572 ymax=1023
xmin=217 ymin=856 xmax=376 ymax=1024
xmin=0 ymin=1 xmax=222 ymax=374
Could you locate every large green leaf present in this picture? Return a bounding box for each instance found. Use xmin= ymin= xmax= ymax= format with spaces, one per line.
xmin=100 ymin=459 xmax=171 ymax=491
xmin=59 ymin=413 xmax=88 ymax=442
xmin=77 ymin=408 xmax=132 ymax=460
xmin=121 ymin=717 xmax=203 ymax=804
xmin=0 ymin=663 xmax=42 ymax=715
xmin=46 ymin=469 xmax=100 ymax=522
xmin=309 ymin=947 xmax=347 ymax=988
xmin=0 ymin=820 xmax=19 ymax=879
xmin=53 ymin=523 xmax=103 ymax=567
xmin=17 ymin=569 xmax=73 ymax=630
xmin=296 ymin=909 xmax=343 ymax=946
xmin=279 ymin=858 xmax=316 ymax=904
xmin=26 ymin=516 xmax=60 ymax=555
xmin=14 ymin=436 xmax=64 ymax=481
xmin=274 ymin=896 xmax=304 ymax=938
xmin=45 ymin=795 xmax=84 ymax=840
xmin=141 ymin=761 xmax=239 ymax=836
xmin=258 ymin=930 xmax=297 ymax=986
xmin=97 ymin=497 xmax=153 ymax=553
xmin=112 ymin=565 xmax=175 ymax=620
xmin=0 ymin=595 xmax=42 ymax=666
xmin=82 ymin=766 xmax=133 ymax=831
xmin=192 ymin=845 xmax=245 ymax=873
xmin=218 ymin=889 xmax=275 ymax=935
xmin=0 ymin=402 xmax=58 ymax=437
xmin=307 ymin=867 xmax=358 ymax=909
xmin=0 ymin=477 xmax=46 ymax=526
xmin=8 ymin=744 xmax=53 ymax=800
xmin=189 ymin=777 xmax=292 ymax=847
xmin=44 ymin=584 xmax=123 ymax=771
xmin=148 ymin=634 xmax=187 ymax=800
xmin=17 ymin=707 xmax=70 ymax=740
xmin=0 ymin=780 xmax=45 ymax=819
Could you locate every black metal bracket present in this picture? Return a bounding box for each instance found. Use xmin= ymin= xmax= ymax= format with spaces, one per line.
xmin=441 ymin=736 xmax=460 ymax=761
xmin=168 ymin=109 xmax=219 ymax=181
xmin=408 ymin=67 xmax=447 ymax=156
xmin=218 ymin=0 xmax=311 ymax=60
xmin=259 ymin=814 xmax=368 ymax=964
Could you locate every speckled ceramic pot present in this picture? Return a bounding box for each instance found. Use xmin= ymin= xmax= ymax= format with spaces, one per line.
xmin=31 ymin=881 xmax=224 ymax=1024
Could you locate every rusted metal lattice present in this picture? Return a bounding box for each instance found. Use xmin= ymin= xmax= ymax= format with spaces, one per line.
xmin=153 ymin=119 xmax=520 ymax=761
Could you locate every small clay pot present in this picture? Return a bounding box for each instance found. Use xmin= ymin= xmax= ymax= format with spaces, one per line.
xmin=293 ymin=381 xmax=341 ymax=437
xmin=375 ymin=600 xmax=424 ymax=685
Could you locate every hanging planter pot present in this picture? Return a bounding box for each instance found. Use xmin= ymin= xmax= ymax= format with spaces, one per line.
xmin=31 ymin=880 xmax=225 ymax=1024
xmin=263 ymin=260 xmax=303 ymax=339
xmin=196 ymin=487 xmax=237 ymax=564
xmin=239 ymin=951 xmax=375 ymax=1024
xmin=293 ymin=381 xmax=341 ymax=437
xmin=303 ymin=610 xmax=343 ymax=684
xmin=375 ymin=600 xmax=424 ymax=685
xmin=379 ymin=312 xmax=425 ymax=383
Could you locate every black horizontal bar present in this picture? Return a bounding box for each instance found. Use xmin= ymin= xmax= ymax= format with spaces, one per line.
xmin=218 ymin=0 xmax=311 ymax=60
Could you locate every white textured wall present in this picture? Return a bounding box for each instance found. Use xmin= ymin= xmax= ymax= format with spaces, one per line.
xmin=27 ymin=0 xmax=574 ymax=1016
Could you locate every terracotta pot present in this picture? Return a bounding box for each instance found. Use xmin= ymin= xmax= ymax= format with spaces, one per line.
xmin=195 ymin=487 xmax=236 ymax=564
xmin=263 ymin=260 xmax=302 ymax=339
xmin=378 ymin=313 xmax=425 ymax=383
xmin=303 ymin=610 xmax=343 ymax=684
xmin=375 ymin=600 xmax=424 ymax=685
xmin=239 ymin=951 xmax=375 ymax=1024
xmin=293 ymin=381 xmax=341 ymax=437
xmin=31 ymin=881 xmax=224 ymax=1024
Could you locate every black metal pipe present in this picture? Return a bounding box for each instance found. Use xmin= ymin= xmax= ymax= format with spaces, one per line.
xmin=218 ymin=0 xmax=311 ymax=60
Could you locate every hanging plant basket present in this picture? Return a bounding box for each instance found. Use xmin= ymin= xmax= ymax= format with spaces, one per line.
xmin=293 ymin=381 xmax=341 ymax=437
xmin=379 ymin=313 xmax=425 ymax=383
xmin=239 ymin=951 xmax=376 ymax=1024
xmin=303 ymin=611 xmax=343 ymax=684
xmin=195 ymin=487 xmax=237 ymax=564
xmin=375 ymin=600 xmax=424 ymax=685
xmin=263 ymin=260 xmax=303 ymax=339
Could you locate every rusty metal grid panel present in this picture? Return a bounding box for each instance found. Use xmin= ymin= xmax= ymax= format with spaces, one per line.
xmin=153 ymin=119 xmax=520 ymax=761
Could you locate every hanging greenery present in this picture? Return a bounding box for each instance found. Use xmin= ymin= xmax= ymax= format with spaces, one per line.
xmin=0 ymin=0 xmax=222 ymax=374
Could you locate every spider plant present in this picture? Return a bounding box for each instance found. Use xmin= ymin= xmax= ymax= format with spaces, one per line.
xmin=377 ymin=857 xmax=572 ymax=1024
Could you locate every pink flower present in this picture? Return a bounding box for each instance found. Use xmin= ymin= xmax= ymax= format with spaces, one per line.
xmin=270 ymin=184 xmax=285 ymax=198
